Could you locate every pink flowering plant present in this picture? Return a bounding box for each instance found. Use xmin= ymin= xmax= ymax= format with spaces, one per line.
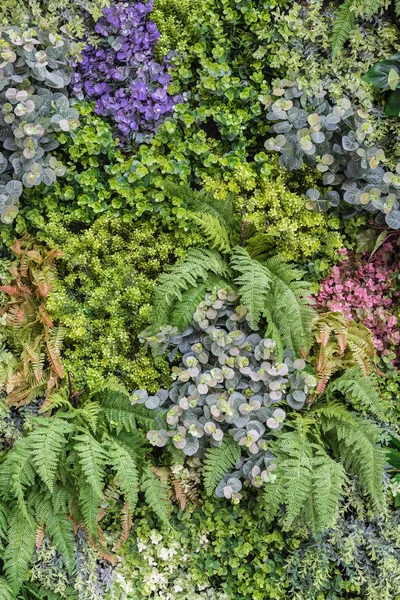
xmin=316 ymin=242 xmax=400 ymax=356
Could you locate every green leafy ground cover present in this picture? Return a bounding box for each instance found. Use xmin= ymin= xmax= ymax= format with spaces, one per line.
xmin=0 ymin=0 xmax=399 ymax=598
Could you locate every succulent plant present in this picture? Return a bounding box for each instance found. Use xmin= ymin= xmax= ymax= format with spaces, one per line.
xmin=133 ymin=289 xmax=316 ymax=497
xmin=0 ymin=25 xmax=80 ymax=223
xmin=263 ymin=80 xmax=400 ymax=229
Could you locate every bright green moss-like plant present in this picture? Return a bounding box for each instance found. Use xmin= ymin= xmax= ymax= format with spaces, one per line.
xmin=43 ymin=215 xmax=200 ymax=392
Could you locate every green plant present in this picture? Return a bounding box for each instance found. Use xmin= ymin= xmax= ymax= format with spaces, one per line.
xmin=313 ymin=311 xmax=377 ymax=393
xmin=41 ymin=214 xmax=200 ymax=392
xmin=386 ymin=435 xmax=400 ymax=506
xmin=136 ymin=290 xmax=316 ymax=499
xmin=264 ymin=80 xmax=400 ymax=228
xmin=0 ymin=1 xmax=109 ymax=42
xmin=0 ymin=384 xmax=177 ymax=597
xmin=0 ymin=236 xmax=65 ymax=407
xmin=332 ymin=0 xmax=398 ymax=57
xmin=146 ymin=185 xmax=316 ymax=359
xmin=0 ymin=25 xmax=81 ymax=223
xmin=364 ymin=53 xmax=400 ymax=115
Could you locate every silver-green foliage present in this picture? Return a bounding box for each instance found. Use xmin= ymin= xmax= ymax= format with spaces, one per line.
xmin=264 ymin=80 xmax=400 ymax=229
xmin=0 ymin=25 xmax=80 ymax=223
xmin=136 ymin=291 xmax=317 ymax=500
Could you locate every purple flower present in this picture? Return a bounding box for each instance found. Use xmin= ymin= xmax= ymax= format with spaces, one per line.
xmin=70 ymin=0 xmax=182 ymax=147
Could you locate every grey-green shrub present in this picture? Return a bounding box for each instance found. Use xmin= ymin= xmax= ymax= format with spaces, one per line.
xmin=264 ymin=80 xmax=400 ymax=228
xmin=133 ymin=289 xmax=316 ymax=499
xmin=0 ymin=25 xmax=80 ymax=223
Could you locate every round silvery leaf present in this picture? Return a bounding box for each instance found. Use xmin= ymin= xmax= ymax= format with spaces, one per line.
xmin=293 ymin=390 xmax=306 ymax=404
xmin=342 ymin=135 xmax=359 ymax=152
xmin=322 ymin=173 xmax=336 ymax=185
xmin=183 ymin=437 xmax=199 ymax=456
xmin=385 ymin=209 xmax=400 ymax=229
xmin=232 ymin=414 xmax=250 ymax=429
xmin=247 ymin=421 xmax=265 ymax=437
xmin=306 ymin=188 xmax=320 ymax=201
xmin=4 ymin=180 xmax=23 ymax=197
xmin=279 ymin=153 xmax=303 ymax=171
xmin=226 ymin=477 xmax=242 ymax=492
xmin=286 ymin=393 xmax=305 ymax=410
xmin=145 ymin=396 xmax=160 ymax=409
xmin=311 ymin=131 xmax=325 ymax=144
xmin=155 ymin=389 xmax=168 ymax=405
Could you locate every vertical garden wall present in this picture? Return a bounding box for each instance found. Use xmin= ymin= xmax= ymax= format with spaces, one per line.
xmin=0 ymin=1 xmax=399 ymax=598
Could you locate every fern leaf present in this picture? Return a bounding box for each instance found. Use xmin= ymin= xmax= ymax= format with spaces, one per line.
xmin=28 ymin=417 xmax=73 ymax=492
xmin=0 ymin=438 xmax=35 ymax=520
xmin=113 ymin=503 xmax=133 ymax=551
xmin=4 ymin=509 xmax=35 ymax=595
xmin=96 ymin=387 xmax=137 ymax=433
xmin=306 ymin=450 xmax=346 ymax=535
xmin=321 ymin=410 xmax=386 ymax=510
xmin=0 ymin=578 xmax=12 ymax=600
xmin=264 ymin=256 xmax=315 ymax=358
xmin=150 ymin=248 xmax=230 ymax=330
xmin=191 ymin=212 xmax=231 ymax=253
xmin=74 ymin=434 xmax=107 ymax=498
xmin=203 ymin=439 xmax=241 ymax=495
xmin=169 ymin=274 xmax=231 ymax=331
xmin=40 ymin=500 xmax=75 ymax=573
xmin=326 ymin=367 xmax=385 ymax=419
xmin=231 ymin=246 xmax=272 ymax=329
xmin=79 ymin=483 xmax=100 ymax=538
xmin=141 ymin=466 xmax=171 ymax=527
xmin=108 ymin=440 xmax=139 ymax=509
xmin=362 ymin=0 xmax=382 ymax=17
xmin=46 ymin=326 xmax=66 ymax=378
xmin=275 ymin=429 xmax=313 ymax=528
xmin=332 ymin=0 xmax=356 ymax=57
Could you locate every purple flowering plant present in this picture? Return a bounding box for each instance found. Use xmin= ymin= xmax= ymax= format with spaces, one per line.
xmin=70 ymin=0 xmax=182 ymax=146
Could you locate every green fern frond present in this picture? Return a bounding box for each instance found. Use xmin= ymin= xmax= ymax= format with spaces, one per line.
xmin=96 ymin=388 xmax=138 ymax=433
xmin=246 ymin=233 xmax=270 ymax=260
xmin=141 ymin=466 xmax=171 ymax=527
xmin=28 ymin=418 xmax=73 ymax=492
xmin=0 ymin=578 xmax=12 ymax=600
xmin=261 ymin=472 xmax=284 ymax=524
xmin=0 ymin=439 xmax=35 ymax=520
xmin=74 ymin=434 xmax=107 ymax=498
xmin=306 ymin=449 xmax=346 ymax=535
xmin=203 ymin=439 xmax=241 ymax=495
xmin=4 ymin=509 xmax=35 ymax=595
xmin=164 ymin=182 xmax=235 ymax=235
xmin=191 ymin=212 xmax=232 ymax=253
xmin=231 ymin=246 xmax=272 ymax=329
xmin=150 ymin=248 xmax=230 ymax=331
xmin=108 ymin=440 xmax=139 ymax=509
xmin=263 ymin=256 xmax=315 ymax=358
xmin=332 ymin=0 xmax=356 ymax=57
xmin=321 ymin=411 xmax=385 ymax=510
xmin=326 ymin=367 xmax=385 ymax=419
xmin=362 ymin=0 xmax=383 ymax=17
xmin=78 ymin=483 xmax=100 ymax=538
xmin=274 ymin=429 xmax=313 ymax=529
xmin=169 ymin=274 xmax=231 ymax=331
xmin=39 ymin=500 xmax=75 ymax=573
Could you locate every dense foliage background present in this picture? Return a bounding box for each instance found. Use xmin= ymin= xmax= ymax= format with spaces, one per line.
xmin=0 ymin=0 xmax=400 ymax=598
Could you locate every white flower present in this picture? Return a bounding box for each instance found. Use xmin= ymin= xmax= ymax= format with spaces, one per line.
xmin=137 ymin=541 xmax=147 ymax=552
xmin=150 ymin=530 xmax=163 ymax=545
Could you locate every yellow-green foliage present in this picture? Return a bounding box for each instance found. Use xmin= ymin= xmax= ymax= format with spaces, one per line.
xmin=203 ymin=160 xmax=343 ymax=263
xmin=43 ymin=216 xmax=199 ymax=392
